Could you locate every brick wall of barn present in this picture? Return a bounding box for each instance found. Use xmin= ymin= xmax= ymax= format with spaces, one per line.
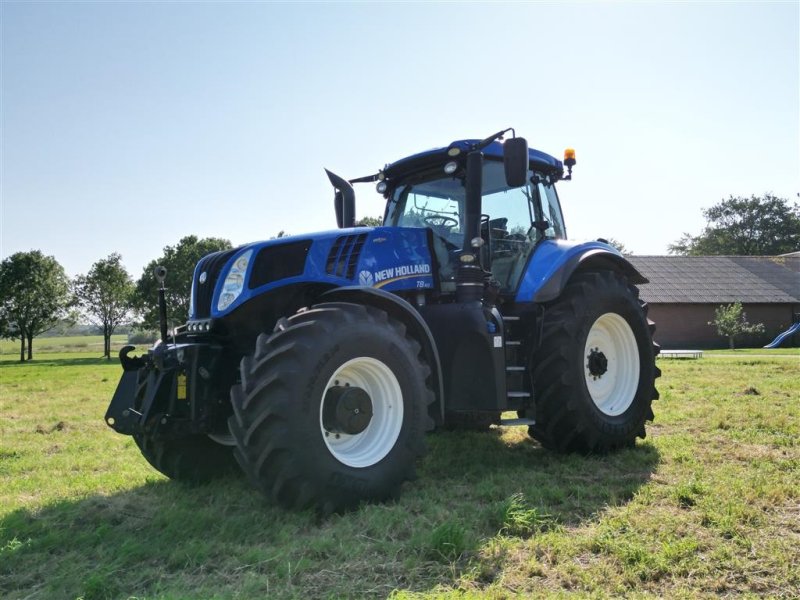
xmin=646 ymin=303 xmax=800 ymax=349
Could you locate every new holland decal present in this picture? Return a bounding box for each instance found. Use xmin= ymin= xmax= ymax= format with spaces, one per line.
xmin=358 ymin=264 xmax=432 ymax=289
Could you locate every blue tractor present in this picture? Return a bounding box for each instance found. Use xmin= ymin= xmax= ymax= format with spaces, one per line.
xmin=106 ymin=129 xmax=660 ymax=512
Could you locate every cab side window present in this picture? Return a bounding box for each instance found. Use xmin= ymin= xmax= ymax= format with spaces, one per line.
xmin=481 ymin=173 xmax=536 ymax=291
xmin=537 ymin=182 xmax=566 ymax=240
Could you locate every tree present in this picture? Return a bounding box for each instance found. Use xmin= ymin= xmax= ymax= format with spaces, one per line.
xmin=605 ymin=238 xmax=631 ymax=255
xmin=708 ymin=302 xmax=765 ymax=349
xmin=0 ymin=318 xmax=20 ymax=354
xmin=0 ymin=251 xmax=71 ymax=361
xmin=73 ymin=253 xmax=134 ymax=360
xmin=356 ymin=216 xmax=383 ymax=227
xmin=134 ymin=236 xmax=232 ymax=331
xmin=669 ymin=194 xmax=800 ymax=256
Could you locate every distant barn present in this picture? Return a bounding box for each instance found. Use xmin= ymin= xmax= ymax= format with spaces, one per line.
xmin=629 ymin=254 xmax=800 ymax=349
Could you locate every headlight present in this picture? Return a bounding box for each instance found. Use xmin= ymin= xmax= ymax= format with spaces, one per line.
xmin=188 ymin=278 xmax=196 ymax=318
xmin=217 ymin=249 xmax=253 ymax=311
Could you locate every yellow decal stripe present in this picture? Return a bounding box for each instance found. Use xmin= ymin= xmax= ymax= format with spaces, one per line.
xmin=374 ymin=274 xmax=432 ymax=288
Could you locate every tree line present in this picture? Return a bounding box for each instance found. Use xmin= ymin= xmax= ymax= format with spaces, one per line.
xmin=0 ymin=236 xmax=233 ymax=362
xmin=1 ymin=195 xmax=797 ymax=361
xmin=0 ymin=217 xmax=381 ymax=362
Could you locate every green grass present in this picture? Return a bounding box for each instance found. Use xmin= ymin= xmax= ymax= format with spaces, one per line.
xmin=1 ymin=353 xmax=798 ymax=598
xmin=704 ymin=347 xmax=800 ymax=356
xmin=0 ymin=335 xmax=130 ymax=357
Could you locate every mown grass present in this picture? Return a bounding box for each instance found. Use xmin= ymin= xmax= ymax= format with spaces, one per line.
xmin=0 ymin=335 xmax=130 ymax=357
xmin=1 ymin=352 xmax=798 ymax=599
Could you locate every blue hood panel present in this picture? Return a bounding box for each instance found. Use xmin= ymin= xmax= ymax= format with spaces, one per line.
xmin=210 ymin=227 xmax=434 ymax=317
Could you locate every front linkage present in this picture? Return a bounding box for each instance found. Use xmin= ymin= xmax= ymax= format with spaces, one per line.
xmin=105 ymin=265 xmax=231 ymax=442
xmin=105 ymin=342 xmax=228 ymax=440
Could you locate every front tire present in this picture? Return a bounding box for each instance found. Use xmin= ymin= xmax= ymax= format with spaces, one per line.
xmin=528 ymin=270 xmax=660 ymax=453
xmin=133 ymin=433 xmax=238 ymax=482
xmin=228 ymin=302 xmax=435 ymax=512
xmin=130 ymin=365 xmax=238 ymax=482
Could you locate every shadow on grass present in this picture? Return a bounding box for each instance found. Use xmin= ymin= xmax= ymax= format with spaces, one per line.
xmin=423 ymin=429 xmax=661 ymax=521
xmin=0 ymin=431 xmax=660 ymax=599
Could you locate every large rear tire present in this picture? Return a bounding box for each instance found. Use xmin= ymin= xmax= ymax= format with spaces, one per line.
xmin=528 ymin=270 xmax=660 ymax=453
xmin=228 ymin=302 xmax=435 ymax=512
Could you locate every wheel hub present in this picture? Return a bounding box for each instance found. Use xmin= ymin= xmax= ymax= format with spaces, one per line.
xmin=586 ymin=347 xmax=608 ymax=379
xmin=322 ymin=386 xmax=373 ymax=435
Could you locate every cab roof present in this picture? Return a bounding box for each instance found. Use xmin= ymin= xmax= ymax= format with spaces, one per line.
xmin=383 ymin=139 xmax=564 ymax=181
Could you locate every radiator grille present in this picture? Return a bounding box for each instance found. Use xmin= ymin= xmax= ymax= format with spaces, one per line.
xmin=325 ymin=234 xmax=367 ymax=279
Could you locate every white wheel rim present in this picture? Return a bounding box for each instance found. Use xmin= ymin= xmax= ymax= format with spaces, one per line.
xmin=320 ymin=357 xmax=404 ymax=468
xmin=584 ymin=313 xmax=640 ymax=416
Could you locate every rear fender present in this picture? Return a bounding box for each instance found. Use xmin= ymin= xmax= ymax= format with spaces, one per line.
xmin=515 ymin=240 xmax=647 ymax=304
xmin=319 ymin=287 xmax=445 ymax=424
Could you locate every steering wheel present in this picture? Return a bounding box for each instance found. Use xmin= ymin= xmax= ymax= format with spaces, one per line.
xmin=423 ymin=215 xmax=459 ymax=229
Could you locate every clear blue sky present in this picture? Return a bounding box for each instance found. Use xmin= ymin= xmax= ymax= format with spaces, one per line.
xmin=2 ymin=1 xmax=798 ymax=278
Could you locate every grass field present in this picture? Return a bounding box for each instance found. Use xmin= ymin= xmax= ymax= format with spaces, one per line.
xmin=704 ymin=348 xmax=800 ymax=356
xmin=0 ymin=335 xmax=130 ymax=357
xmin=1 ymin=350 xmax=798 ymax=599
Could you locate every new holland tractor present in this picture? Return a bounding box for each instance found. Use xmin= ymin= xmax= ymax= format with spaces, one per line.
xmin=106 ymin=129 xmax=660 ymax=512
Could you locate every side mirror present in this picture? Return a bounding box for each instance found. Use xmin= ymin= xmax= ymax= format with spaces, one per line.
xmin=503 ymin=137 xmax=529 ymax=188
xmin=325 ymin=169 xmax=356 ymax=228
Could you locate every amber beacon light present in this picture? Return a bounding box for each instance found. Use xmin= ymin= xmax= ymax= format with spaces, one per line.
xmin=563 ymin=148 xmax=576 ymax=180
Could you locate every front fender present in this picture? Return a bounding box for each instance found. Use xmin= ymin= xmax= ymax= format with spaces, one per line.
xmin=515 ymin=240 xmax=647 ymax=304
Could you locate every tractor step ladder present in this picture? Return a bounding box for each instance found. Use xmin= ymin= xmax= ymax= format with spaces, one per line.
xmin=500 ymin=313 xmax=533 ymax=422
xmin=499 ymin=417 xmax=536 ymax=426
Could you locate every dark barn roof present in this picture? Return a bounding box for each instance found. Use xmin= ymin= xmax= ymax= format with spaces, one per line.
xmin=629 ymin=256 xmax=800 ymax=304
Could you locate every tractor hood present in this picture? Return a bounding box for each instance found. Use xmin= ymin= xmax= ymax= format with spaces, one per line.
xmin=188 ymin=227 xmax=435 ymax=320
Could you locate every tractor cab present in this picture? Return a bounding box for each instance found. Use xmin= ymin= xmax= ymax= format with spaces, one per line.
xmin=382 ymin=149 xmax=567 ymax=295
xmin=328 ymin=130 xmax=574 ymax=301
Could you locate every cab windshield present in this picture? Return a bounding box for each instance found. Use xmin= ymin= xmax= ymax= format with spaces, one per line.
xmin=385 ymin=160 xmax=566 ymax=292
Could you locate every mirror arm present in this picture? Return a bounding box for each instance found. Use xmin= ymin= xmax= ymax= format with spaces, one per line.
xmin=473 ymin=128 xmax=514 ymax=152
